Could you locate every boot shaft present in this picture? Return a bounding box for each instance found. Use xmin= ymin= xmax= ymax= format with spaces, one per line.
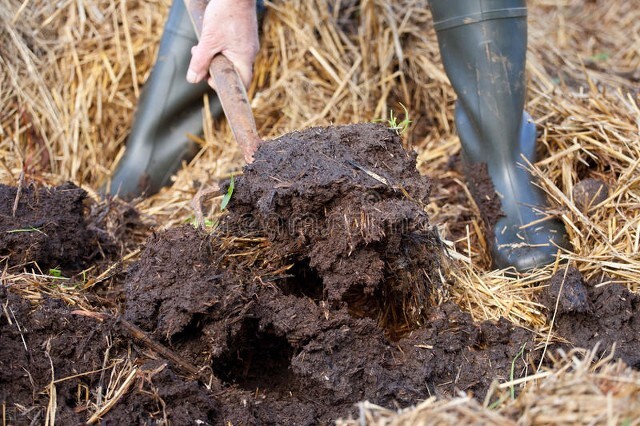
xmin=430 ymin=0 xmax=527 ymax=32
xmin=429 ymin=0 xmax=529 ymax=161
xmin=429 ymin=1 xmax=569 ymax=271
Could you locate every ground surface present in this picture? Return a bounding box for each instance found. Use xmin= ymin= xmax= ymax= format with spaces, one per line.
xmin=0 ymin=182 xmax=97 ymax=270
xmin=2 ymin=0 xmax=639 ymax=423
xmin=0 ymin=125 xmax=522 ymax=423
xmin=3 ymin=124 xmax=640 ymax=424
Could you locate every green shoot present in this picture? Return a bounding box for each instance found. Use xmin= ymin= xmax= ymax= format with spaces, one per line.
xmin=387 ymin=103 xmax=412 ymax=135
xmin=509 ymin=343 xmax=528 ymax=399
xmin=589 ymin=52 xmax=609 ymax=62
xmin=6 ymin=226 xmax=47 ymax=236
xmin=182 ymin=176 xmax=234 ymax=229
xmin=184 ymin=217 xmax=217 ymax=229
xmin=374 ymin=104 xmax=412 ymax=135
xmin=220 ymin=175 xmax=235 ymax=211
xmin=487 ymin=393 xmax=509 ymax=410
xmin=47 ymin=267 xmax=66 ymax=279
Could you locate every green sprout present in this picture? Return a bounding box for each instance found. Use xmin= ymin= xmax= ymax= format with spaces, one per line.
xmin=375 ymin=103 xmax=412 ymax=135
xmin=220 ymin=175 xmax=235 ymax=211
xmin=203 ymin=218 xmax=217 ymax=227
xmin=184 ymin=217 xmax=217 ymax=228
xmin=6 ymin=226 xmax=47 ymax=236
xmin=509 ymin=343 xmax=528 ymax=400
xmin=79 ymin=268 xmax=89 ymax=286
xmin=589 ymin=52 xmax=609 ymax=62
xmin=47 ymin=267 xmax=66 ymax=279
xmin=487 ymin=393 xmax=509 ymax=410
xmin=183 ymin=176 xmax=234 ymax=230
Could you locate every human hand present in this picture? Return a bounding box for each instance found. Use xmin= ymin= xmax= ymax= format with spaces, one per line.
xmin=186 ymin=0 xmax=259 ymax=89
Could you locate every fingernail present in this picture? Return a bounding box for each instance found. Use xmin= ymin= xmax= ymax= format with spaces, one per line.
xmin=186 ymin=69 xmax=198 ymax=83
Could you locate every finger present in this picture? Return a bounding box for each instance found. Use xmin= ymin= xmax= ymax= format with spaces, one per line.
xmin=186 ymin=43 xmax=219 ymax=84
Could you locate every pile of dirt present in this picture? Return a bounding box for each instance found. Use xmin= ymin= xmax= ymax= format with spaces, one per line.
xmin=7 ymin=125 xmax=639 ymax=424
xmin=122 ymin=124 xmax=535 ymax=423
xmin=0 ymin=182 xmax=97 ymax=270
xmin=1 ymin=125 xmax=536 ymax=424
xmin=0 ymin=182 xmax=143 ymax=272
xmin=123 ymin=225 xmax=533 ymax=424
xmin=542 ymin=266 xmax=640 ymax=368
xmin=230 ymin=123 xmax=443 ymax=326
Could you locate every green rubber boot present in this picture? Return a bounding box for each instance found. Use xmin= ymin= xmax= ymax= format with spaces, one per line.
xmin=430 ymin=0 xmax=569 ymax=272
xmin=107 ymin=0 xmax=221 ymax=198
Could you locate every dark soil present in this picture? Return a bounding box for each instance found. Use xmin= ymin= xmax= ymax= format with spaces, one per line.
xmin=572 ymin=177 xmax=609 ymax=214
xmin=229 ymin=124 xmax=441 ymax=330
xmin=430 ymin=153 xmax=476 ymax=246
xmin=0 ymin=286 xmax=217 ymax=425
xmin=462 ymin=162 xmax=504 ymax=235
xmin=122 ymin=225 xmax=533 ymax=424
xmin=0 ymin=286 xmax=111 ymax=424
xmin=0 ymin=182 xmax=98 ymax=270
xmin=541 ymin=266 xmax=590 ymax=315
xmin=0 ymin=182 xmax=143 ymax=273
xmin=229 ymin=123 xmax=443 ymax=326
xmin=3 ymin=124 xmax=638 ymax=424
xmin=542 ymin=266 xmax=640 ymax=369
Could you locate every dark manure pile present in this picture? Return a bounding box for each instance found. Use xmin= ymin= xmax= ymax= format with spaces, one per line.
xmin=229 ymin=123 xmax=444 ymax=329
xmin=11 ymin=124 xmax=638 ymax=423
xmin=119 ymin=124 xmax=535 ymax=424
xmin=7 ymin=124 xmax=639 ymax=424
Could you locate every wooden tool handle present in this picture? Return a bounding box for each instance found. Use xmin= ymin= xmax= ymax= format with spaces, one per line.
xmin=184 ymin=0 xmax=262 ymax=162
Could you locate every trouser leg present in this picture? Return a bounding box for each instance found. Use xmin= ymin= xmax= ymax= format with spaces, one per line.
xmin=108 ymin=0 xmax=266 ymax=198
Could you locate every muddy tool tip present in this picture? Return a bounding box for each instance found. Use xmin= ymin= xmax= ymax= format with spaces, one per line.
xmin=184 ymin=0 xmax=263 ymax=163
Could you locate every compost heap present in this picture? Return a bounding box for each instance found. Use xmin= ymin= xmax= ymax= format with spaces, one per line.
xmin=117 ymin=123 xmax=532 ymax=424
xmin=8 ymin=124 xmax=640 ymax=424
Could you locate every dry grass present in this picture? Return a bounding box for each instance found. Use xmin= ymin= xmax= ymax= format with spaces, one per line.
xmin=338 ymin=347 xmax=640 ymax=425
xmin=1 ymin=0 xmax=639 ymax=423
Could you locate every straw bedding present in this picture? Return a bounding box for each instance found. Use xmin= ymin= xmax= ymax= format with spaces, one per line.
xmin=1 ymin=0 xmax=639 ymax=423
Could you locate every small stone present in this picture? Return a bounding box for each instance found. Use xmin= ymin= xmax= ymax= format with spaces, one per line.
xmin=543 ymin=266 xmax=590 ymax=315
xmin=572 ymin=178 xmax=609 ymax=214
